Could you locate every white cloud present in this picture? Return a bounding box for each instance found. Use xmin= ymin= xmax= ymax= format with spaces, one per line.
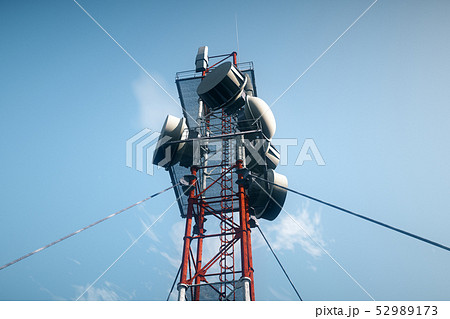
xmin=268 ymin=286 xmax=292 ymax=301
xmin=169 ymin=220 xmax=185 ymax=254
xmin=251 ymin=225 xmax=267 ymax=250
xmin=74 ymin=282 xmax=119 ymax=301
xmin=74 ymin=281 xmax=133 ymax=301
xmin=132 ymin=74 xmax=182 ymax=130
xmin=136 ymin=220 xmax=183 ymax=270
xmin=66 ymin=257 xmax=81 ymax=265
xmin=138 ymin=215 xmax=161 ymax=243
xmin=307 ymin=261 xmax=318 ymax=272
xmin=265 ymin=204 xmax=326 ymax=257
xmin=160 ymin=251 xmax=179 ymax=269
xmin=29 ymin=276 xmax=65 ymax=301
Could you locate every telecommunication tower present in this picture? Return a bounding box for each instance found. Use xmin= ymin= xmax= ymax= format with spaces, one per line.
xmin=153 ymin=47 xmax=288 ymax=301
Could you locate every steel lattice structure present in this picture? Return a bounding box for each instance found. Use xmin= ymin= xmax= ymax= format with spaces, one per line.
xmin=174 ymin=52 xmax=255 ymax=301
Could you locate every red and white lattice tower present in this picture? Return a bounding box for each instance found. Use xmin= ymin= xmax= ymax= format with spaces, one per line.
xmin=153 ymin=47 xmax=286 ymax=301
xmin=177 ymin=52 xmax=254 ymax=301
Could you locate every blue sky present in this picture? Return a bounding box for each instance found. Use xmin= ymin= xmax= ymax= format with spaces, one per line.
xmin=1 ymin=0 xmax=449 ymax=301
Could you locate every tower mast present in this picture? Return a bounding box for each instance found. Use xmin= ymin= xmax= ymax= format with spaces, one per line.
xmin=177 ymin=51 xmax=254 ymax=301
xmin=153 ymin=46 xmax=287 ymax=301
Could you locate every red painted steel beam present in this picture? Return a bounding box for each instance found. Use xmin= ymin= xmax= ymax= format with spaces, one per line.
xmin=179 ymin=167 xmax=197 ymax=288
